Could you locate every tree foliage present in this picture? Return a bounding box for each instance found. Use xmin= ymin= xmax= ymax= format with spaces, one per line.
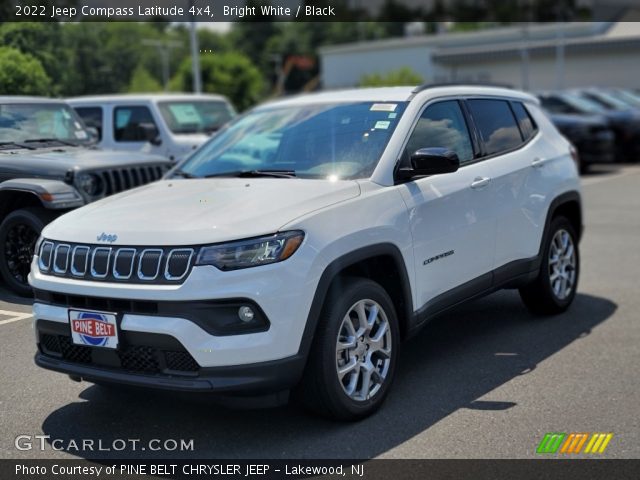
xmin=359 ymin=67 xmax=424 ymax=87
xmin=0 ymin=47 xmax=51 ymax=95
xmin=171 ymin=52 xmax=264 ymax=111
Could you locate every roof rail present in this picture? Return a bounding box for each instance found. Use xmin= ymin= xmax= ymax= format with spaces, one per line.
xmin=411 ymin=82 xmax=514 ymax=94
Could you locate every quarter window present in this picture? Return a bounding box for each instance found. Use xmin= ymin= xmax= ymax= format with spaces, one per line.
xmin=511 ymin=102 xmax=537 ymax=141
xmin=467 ymin=99 xmax=522 ymax=155
xmin=113 ymin=106 xmax=157 ymax=142
xmin=404 ymin=100 xmax=474 ymax=165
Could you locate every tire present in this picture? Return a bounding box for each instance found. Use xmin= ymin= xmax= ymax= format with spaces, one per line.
xmin=519 ymin=216 xmax=580 ymax=315
xmin=0 ymin=208 xmax=55 ymax=297
xmin=298 ymin=277 xmax=400 ymax=421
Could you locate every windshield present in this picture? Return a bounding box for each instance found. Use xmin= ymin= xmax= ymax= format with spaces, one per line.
xmin=581 ymin=91 xmax=632 ymax=111
xmin=175 ymin=101 xmax=408 ymax=180
xmin=158 ymin=100 xmax=235 ymax=134
xmin=0 ymin=102 xmax=92 ymax=144
xmin=612 ymin=89 xmax=640 ymax=108
xmin=558 ymin=93 xmax=605 ymax=114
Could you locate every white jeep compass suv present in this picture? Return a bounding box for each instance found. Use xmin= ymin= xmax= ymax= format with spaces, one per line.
xmin=30 ymin=85 xmax=582 ymax=420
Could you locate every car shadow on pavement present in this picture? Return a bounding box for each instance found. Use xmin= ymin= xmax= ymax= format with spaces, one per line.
xmin=40 ymin=290 xmax=616 ymax=460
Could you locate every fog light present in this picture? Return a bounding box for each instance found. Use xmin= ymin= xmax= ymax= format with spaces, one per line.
xmin=238 ymin=306 xmax=255 ymax=323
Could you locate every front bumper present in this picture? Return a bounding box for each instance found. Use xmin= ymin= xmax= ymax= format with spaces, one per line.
xmin=34 ymin=318 xmax=307 ymax=397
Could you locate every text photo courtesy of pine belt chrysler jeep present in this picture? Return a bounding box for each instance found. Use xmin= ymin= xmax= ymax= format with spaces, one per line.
xmin=0 ymin=97 xmax=171 ymax=296
xmin=30 ymin=85 xmax=582 ymax=420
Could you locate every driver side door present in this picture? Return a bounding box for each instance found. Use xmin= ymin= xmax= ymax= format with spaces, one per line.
xmin=398 ymin=99 xmax=497 ymax=310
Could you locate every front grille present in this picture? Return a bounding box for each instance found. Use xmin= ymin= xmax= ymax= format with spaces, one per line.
xmin=38 ymin=241 xmax=195 ymax=284
xmin=97 ymin=165 xmax=167 ymax=196
xmin=39 ymin=333 xmax=200 ymax=375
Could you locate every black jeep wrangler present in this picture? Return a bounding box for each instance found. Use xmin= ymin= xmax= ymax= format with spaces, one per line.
xmin=0 ymin=97 xmax=171 ymax=295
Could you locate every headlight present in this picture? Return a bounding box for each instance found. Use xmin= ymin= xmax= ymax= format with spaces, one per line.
xmin=77 ymin=173 xmax=102 ymax=196
xmin=196 ymin=231 xmax=304 ymax=271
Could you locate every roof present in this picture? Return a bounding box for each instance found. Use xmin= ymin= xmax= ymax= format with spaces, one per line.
xmin=0 ymin=96 xmax=65 ymax=104
xmin=319 ymin=22 xmax=612 ymax=56
xmin=256 ymin=85 xmax=537 ymax=109
xmin=67 ymin=93 xmax=229 ymax=103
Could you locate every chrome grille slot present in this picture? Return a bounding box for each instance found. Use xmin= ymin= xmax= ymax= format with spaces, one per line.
xmin=165 ymin=249 xmax=194 ymax=281
xmin=138 ymin=249 xmax=163 ymax=280
xmin=113 ymin=248 xmax=136 ymax=279
xmin=38 ymin=241 xmax=195 ymax=284
xmin=91 ymin=247 xmax=112 ymax=278
xmin=38 ymin=241 xmax=54 ymax=271
xmin=53 ymin=244 xmax=71 ymax=273
xmin=71 ymin=246 xmax=90 ymax=276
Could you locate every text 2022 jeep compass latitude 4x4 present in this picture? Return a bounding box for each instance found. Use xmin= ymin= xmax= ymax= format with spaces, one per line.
xmin=31 ymin=85 xmax=582 ymax=420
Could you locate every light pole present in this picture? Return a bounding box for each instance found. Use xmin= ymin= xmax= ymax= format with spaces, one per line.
xmin=189 ymin=0 xmax=202 ymax=93
xmin=141 ymin=39 xmax=183 ymax=91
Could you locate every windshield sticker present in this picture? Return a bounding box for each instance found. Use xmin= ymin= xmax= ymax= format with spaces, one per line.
xmin=374 ymin=120 xmax=391 ymax=130
xmin=370 ymin=103 xmax=397 ymax=112
xmin=75 ymin=130 xmax=88 ymax=139
xmin=169 ymin=104 xmax=202 ymax=125
xmin=388 ymin=112 xmax=398 ymax=119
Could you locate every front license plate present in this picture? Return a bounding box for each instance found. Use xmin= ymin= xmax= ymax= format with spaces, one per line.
xmin=69 ymin=310 xmax=118 ymax=349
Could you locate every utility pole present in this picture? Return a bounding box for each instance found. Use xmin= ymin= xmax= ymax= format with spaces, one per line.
xmin=141 ymin=39 xmax=183 ymax=91
xmin=189 ymin=0 xmax=202 ymax=94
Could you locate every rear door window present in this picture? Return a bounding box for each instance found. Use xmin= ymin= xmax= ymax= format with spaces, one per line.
xmin=511 ymin=102 xmax=537 ymax=141
xmin=467 ymin=99 xmax=523 ymax=156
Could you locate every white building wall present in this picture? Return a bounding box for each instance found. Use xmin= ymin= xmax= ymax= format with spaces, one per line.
xmin=447 ymin=49 xmax=640 ymax=90
xmin=321 ymin=46 xmax=445 ymax=89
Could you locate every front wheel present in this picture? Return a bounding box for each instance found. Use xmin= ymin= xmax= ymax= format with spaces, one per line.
xmin=519 ymin=216 xmax=580 ymax=315
xmin=0 ymin=208 xmax=54 ymax=296
xmin=298 ymin=278 xmax=399 ymax=420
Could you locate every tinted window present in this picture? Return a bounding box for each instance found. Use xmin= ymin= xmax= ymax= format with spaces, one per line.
xmin=404 ymin=100 xmax=474 ymax=165
xmin=468 ymin=99 xmax=522 ymax=155
xmin=74 ymin=106 xmax=103 ymax=140
xmin=114 ymin=106 xmax=157 ymax=142
xmin=511 ymin=102 xmax=537 ymax=140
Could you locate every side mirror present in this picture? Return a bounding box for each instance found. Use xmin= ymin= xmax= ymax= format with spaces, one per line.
xmin=85 ymin=126 xmax=99 ymax=141
xmin=140 ymin=123 xmax=162 ymax=146
xmin=398 ymin=147 xmax=460 ymax=180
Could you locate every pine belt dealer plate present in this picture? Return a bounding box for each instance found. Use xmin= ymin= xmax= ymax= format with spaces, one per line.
xmin=69 ymin=310 xmax=118 ymax=349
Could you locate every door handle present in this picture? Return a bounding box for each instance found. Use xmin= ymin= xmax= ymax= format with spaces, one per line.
xmin=470 ymin=176 xmax=491 ymax=189
xmin=531 ymin=157 xmax=547 ymax=168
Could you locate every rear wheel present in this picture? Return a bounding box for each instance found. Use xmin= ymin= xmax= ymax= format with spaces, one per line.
xmin=298 ymin=278 xmax=399 ymax=420
xmin=0 ymin=208 xmax=54 ymax=296
xmin=519 ymin=216 xmax=579 ymax=315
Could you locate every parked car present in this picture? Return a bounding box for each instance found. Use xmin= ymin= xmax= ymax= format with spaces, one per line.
xmin=68 ymin=94 xmax=236 ymax=162
xmin=32 ymin=85 xmax=582 ymax=420
xmin=0 ymin=97 xmax=171 ymax=295
xmin=545 ymin=113 xmax=615 ymax=173
xmin=537 ymin=91 xmax=640 ymax=162
xmin=573 ymin=87 xmax=640 ymax=114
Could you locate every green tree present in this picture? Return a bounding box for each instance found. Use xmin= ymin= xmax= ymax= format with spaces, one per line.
xmin=0 ymin=22 xmax=66 ymax=95
xmin=0 ymin=47 xmax=51 ymax=95
xmin=359 ymin=67 xmax=424 ymax=87
xmin=128 ymin=66 xmax=163 ymax=93
xmin=171 ymin=52 xmax=264 ymax=111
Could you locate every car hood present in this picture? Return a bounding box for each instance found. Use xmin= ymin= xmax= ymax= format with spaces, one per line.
xmin=0 ymin=147 xmax=169 ymax=175
xmin=43 ymin=178 xmax=361 ymax=245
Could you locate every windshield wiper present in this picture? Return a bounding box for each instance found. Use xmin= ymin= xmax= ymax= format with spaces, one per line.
xmin=0 ymin=141 xmax=35 ymax=150
xmin=203 ymin=170 xmax=297 ymax=179
xmin=172 ymin=169 xmax=201 ymax=179
xmin=23 ymin=138 xmax=79 ymax=147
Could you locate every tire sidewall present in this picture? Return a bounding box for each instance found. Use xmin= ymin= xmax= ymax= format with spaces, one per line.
xmin=0 ymin=209 xmax=49 ymax=296
xmin=318 ymin=278 xmax=400 ymax=418
xmin=539 ymin=217 xmax=580 ymax=310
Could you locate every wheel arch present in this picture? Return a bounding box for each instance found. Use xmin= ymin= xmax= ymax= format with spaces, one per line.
xmin=299 ymin=243 xmax=414 ymax=360
xmin=543 ymin=190 xmax=583 ymax=249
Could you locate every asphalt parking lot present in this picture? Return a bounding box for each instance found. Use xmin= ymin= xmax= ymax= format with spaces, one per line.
xmin=1 ymin=165 xmax=639 ymax=460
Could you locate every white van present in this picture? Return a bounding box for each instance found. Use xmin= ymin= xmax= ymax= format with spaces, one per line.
xmin=68 ymin=94 xmax=236 ymax=162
